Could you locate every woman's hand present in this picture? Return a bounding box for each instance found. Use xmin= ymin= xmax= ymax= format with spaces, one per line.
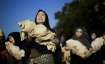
xmin=6 ymin=41 xmax=13 ymax=48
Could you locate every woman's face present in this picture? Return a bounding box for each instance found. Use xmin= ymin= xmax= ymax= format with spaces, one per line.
xmin=9 ymin=36 xmax=15 ymax=44
xmin=75 ymin=31 xmax=83 ymax=38
xmin=36 ymin=11 xmax=46 ymax=24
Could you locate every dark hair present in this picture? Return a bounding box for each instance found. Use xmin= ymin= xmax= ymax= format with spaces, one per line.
xmin=35 ymin=9 xmax=54 ymax=32
xmin=7 ymin=32 xmax=21 ymax=47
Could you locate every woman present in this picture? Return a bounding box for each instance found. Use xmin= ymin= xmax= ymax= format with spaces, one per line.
xmin=29 ymin=9 xmax=57 ymax=64
xmin=5 ymin=32 xmax=25 ymax=64
xmin=33 ymin=10 xmax=57 ymax=52
xmin=18 ymin=10 xmax=59 ymax=64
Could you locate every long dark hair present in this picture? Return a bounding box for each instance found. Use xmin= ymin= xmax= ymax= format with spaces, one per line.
xmin=35 ymin=9 xmax=54 ymax=32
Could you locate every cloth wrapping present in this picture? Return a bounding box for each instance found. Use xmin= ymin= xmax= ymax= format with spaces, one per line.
xmin=91 ymin=37 xmax=105 ymax=53
xmin=5 ymin=42 xmax=25 ymax=60
xmin=18 ymin=20 xmax=57 ymax=52
xmin=66 ymin=39 xmax=91 ymax=58
xmin=33 ymin=25 xmax=57 ymax=52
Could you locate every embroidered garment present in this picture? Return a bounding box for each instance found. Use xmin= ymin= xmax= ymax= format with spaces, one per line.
xmin=29 ymin=54 xmax=54 ymax=64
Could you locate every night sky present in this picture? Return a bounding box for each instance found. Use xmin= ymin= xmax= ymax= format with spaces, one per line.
xmin=0 ymin=0 xmax=72 ymax=37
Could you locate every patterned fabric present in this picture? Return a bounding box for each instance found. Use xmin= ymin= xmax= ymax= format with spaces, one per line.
xmin=29 ymin=54 xmax=54 ymax=64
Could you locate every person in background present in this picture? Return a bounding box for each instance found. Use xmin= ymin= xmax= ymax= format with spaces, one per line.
xmin=62 ymin=28 xmax=92 ymax=64
xmin=56 ymin=28 xmax=66 ymax=64
xmin=5 ymin=32 xmax=25 ymax=64
xmin=91 ymin=32 xmax=97 ymax=41
xmin=86 ymin=32 xmax=105 ymax=64
xmin=57 ymin=28 xmax=65 ymax=47
xmin=72 ymin=28 xmax=91 ymax=49
xmin=0 ymin=28 xmax=9 ymax=64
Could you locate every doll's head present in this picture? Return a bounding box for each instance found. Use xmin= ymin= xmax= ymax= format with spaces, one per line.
xmin=18 ymin=19 xmax=35 ymax=41
xmin=18 ymin=19 xmax=35 ymax=32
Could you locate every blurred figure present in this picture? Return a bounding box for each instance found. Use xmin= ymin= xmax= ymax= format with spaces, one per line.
xmin=0 ymin=28 xmax=9 ymax=64
xmin=62 ymin=28 xmax=92 ymax=64
xmin=56 ymin=28 xmax=66 ymax=64
xmin=57 ymin=28 xmax=65 ymax=47
xmin=72 ymin=28 xmax=91 ymax=49
xmin=91 ymin=32 xmax=97 ymax=41
xmin=86 ymin=32 xmax=105 ymax=64
xmin=5 ymin=32 xmax=25 ymax=64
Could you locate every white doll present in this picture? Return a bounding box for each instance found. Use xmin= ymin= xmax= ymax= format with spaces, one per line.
xmin=18 ymin=19 xmax=57 ymax=52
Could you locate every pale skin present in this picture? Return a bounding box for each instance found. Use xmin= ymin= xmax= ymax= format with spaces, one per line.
xmin=75 ymin=31 xmax=83 ymax=38
xmin=28 ymin=11 xmax=46 ymax=37
xmin=36 ymin=11 xmax=46 ymax=24
xmin=91 ymin=33 xmax=96 ymax=40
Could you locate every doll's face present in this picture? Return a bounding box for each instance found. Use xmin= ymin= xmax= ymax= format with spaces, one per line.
xmin=36 ymin=11 xmax=46 ymax=24
xmin=91 ymin=33 xmax=96 ymax=40
xmin=9 ymin=36 xmax=15 ymax=44
xmin=18 ymin=20 xmax=35 ymax=32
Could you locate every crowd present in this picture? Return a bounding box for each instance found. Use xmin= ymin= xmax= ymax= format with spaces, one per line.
xmin=0 ymin=9 xmax=105 ymax=64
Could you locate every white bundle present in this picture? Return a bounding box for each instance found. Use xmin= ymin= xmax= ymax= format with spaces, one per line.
xmin=66 ymin=39 xmax=91 ymax=58
xmin=31 ymin=24 xmax=48 ymax=37
xmin=18 ymin=20 xmax=57 ymax=52
xmin=5 ymin=42 xmax=25 ymax=60
xmin=18 ymin=19 xmax=36 ymax=41
xmin=18 ymin=19 xmax=35 ymax=32
xmin=91 ymin=37 xmax=105 ymax=53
